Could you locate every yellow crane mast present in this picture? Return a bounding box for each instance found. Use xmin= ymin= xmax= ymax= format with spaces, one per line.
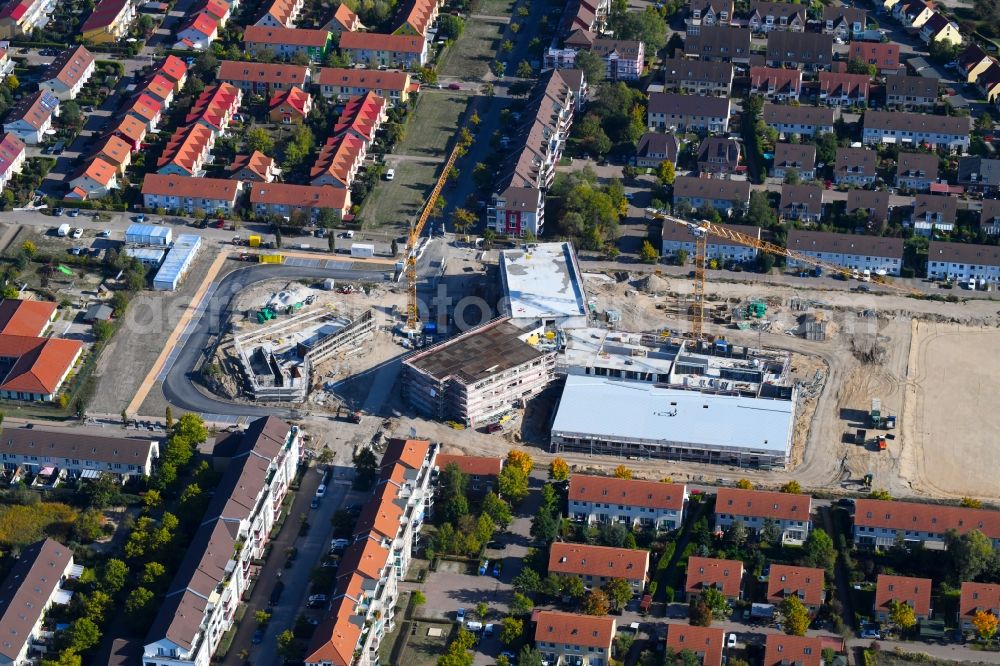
xmin=404 ymin=142 xmax=463 ymax=333
xmin=645 ymin=208 xmax=922 ymax=338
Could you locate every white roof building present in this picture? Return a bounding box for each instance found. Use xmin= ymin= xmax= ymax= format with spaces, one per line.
xmin=499 ymin=242 xmax=588 ymax=329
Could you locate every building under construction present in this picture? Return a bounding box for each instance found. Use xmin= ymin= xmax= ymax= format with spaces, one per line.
xmin=401 ymin=317 xmax=556 ymax=427
xmin=233 ymin=307 xmax=375 ymax=402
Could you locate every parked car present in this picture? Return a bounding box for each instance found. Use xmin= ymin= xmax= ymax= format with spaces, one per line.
xmin=456 ymin=608 xmax=466 ymax=624
xmin=727 ymin=633 xmax=738 ymax=648
xmin=308 ymin=594 xmax=328 ymax=608
xmin=71 ymin=227 xmax=83 ymax=239
xmin=385 ymin=168 xmax=395 ymax=180
xmin=134 ymin=213 xmax=146 ymax=223
xmin=252 ymin=629 xmax=265 ymax=645
xmin=479 ymin=560 xmax=489 ymax=575
xmin=448 ymin=82 xmax=461 ymax=90
xmin=315 ymin=484 xmax=326 ymax=498
xmin=99 ymin=229 xmax=111 ymax=237
xmin=53 ymin=207 xmax=64 ymax=216
xmin=67 ymin=208 xmax=80 ymax=217
xmin=492 ymin=562 xmax=502 ymax=578
xmin=331 ymin=538 xmax=350 ymax=551
xmin=310 ymin=497 xmax=320 ymax=509
xmin=484 ymin=623 xmax=495 ymax=637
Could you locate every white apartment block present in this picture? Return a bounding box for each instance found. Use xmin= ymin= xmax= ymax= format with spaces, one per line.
xmin=786 ymin=229 xmax=904 ymax=276
xmin=853 ymin=498 xmax=1000 ymax=549
xmin=714 ymin=488 xmax=812 ymax=544
xmin=926 ymin=240 xmax=1000 ymax=283
xmin=662 ymin=221 xmax=759 ymax=263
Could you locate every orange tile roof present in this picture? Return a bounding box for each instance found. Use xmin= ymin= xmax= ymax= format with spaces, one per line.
xmin=304 ymin=598 xmax=360 ymax=666
xmin=685 ymin=556 xmax=743 ymax=598
xmin=248 ymin=183 xmax=349 ymax=209
xmin=715 ymin=488 xmax=812 ymax=522
xmin=766 ymin=565 xmax=825 ymax=607
xmin=665 ymin=625 xmax=724 ymax=666
xmin=763 ymin=635 xmax=823 ymax=666
xmin=854 ymin=499 xmax=1000 ymax=540
xmin=314 ymin=67 xmax=410 ymax=92
xmin=80 ymin=157 xmax=117 ymax=186
xmin=158 ymin=54 xmax=188 ymax=84
xmin=44 ymin=46 xmax=94 ymax=90
xmin=960 ymin=582 xmax=1000 ymax=621
xmin=875 ymin=574 xmax=932 ymax=617
xmin=197 ymin=0 xmax=229 ymax=20
xmin=0 ymin=336 xmax=81 ymax=395
xmin=337 ymin=537 xmax=389 ymax=580
xmin=217 ymin=60 xmax=309 ymax=86
xmin=548 ymin=542 xmax=649 ymax=581
xmin=333 ymin=3 xmax=359 ymax=29
xmin=400 ymin=0 xmax=437 ymax=35
xmin=185 ymin=82 xmax=241 ymax=131
xmin=7 ymin=91 xmax=59 ymax=131
xmin=435 ymin=454 xmax=503 ymax=477
xmin=339 ymin=31 xmax=425 ymax=54
xmin=569 ymin=474 xmax=687 ymax=511
xmin=262 ymin=0 xmax=300 ymax=25
xmin=129 ymin=94 xmax=162 ymax=122
xmin=244 ymin=25 xmax=330 ymax=47
xmin=333 ymin=92 xmax=385 ymax=141
xmin=353 ymin=490 xmax=404 ymax=540
xmin=157 ymin=124 xmax=213 ymax=175
xmin=0 ymin=300 xmax=56 ymax=337
xmin=269 ymin=85 xmax=311 ymax=117
xmin=95 ymin=135 xmax=131 ymax=167
xmin=381 ymin=438 xmax=430 ymax=471
xmin=534 ymin=610 xmax=615 ymax=649
xmin=144 ymin=73 xmax=175 ymax=102
xmin=311 ymin=132 xmax=364 ymax=186
xmin=114 ymin=114 xmax=147 ymax=144
xmin=142 ymin=173 xmax=240 ymax=201
xmin=228 ymin=151 xmax=276 ymax=180
xmin=81 ymin=0 xmax=130 ymax=32
xmin=183 ymin=11 xmax=218 ymax=37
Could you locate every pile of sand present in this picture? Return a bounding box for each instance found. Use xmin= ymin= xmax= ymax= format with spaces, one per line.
xmin=633 ymin=273 xmax=670 ymax=294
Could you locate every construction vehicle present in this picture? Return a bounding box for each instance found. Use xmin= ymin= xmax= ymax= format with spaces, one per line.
xmin=876 ymin=435 xmax=887 ymax=451
xmin=644 ymin=209 xmax=923 ymax=339
xmin=337 ymin=406 xmax=362 ymax=423
xmin=870 ymin=398 xmax=883 ymax=428
xmin=259 ymin=254 xmax=284 ymax=264
xmin=256 ymin=307 xmax=276 ymax=323
xmin=249 ymin=235 xmax=262 ymax=247
xmin=863 ymin=472 xmax=874 ymax=488
xmin=403 ymin=141 xmax=464 ymax=334
xmin=855 ymin=428 xmax=867 ymax=445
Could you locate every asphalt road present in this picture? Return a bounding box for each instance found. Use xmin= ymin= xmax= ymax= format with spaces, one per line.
xmin=160 ymin=265 xmax=391 ymax=417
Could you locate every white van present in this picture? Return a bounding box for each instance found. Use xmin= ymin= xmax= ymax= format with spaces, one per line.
xmin=466 ymin=621 xmax=483 ymax=633
xmin=56 ymin=223 xmax=70 ymax=237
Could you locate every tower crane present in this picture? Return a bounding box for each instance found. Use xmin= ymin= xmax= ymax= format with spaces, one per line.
xmin=403 ymin=141 xmax=463 ymax=334
xmin=644 ymin=208 xmax=922 ymax=339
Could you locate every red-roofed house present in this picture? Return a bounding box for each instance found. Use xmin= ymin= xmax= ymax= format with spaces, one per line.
xmin=314 ymin=67 xmax=413 ymax=105
xmin=66 ymin=157 xmax=118 ymax=199
xmin=685 ymin=556 xmax=743 ymax=600
xmin=92 ymin=134 xmax=133 ymax=174
xmin=186 ymin=82 xmax=242 ymax=135
xmin=766 ymin=565 xmax=825 ymax=613
xmin=157 ymin=55 xmax=189 ymax=92
xmin=548 ymin=542 xmax=649 ymax=593
xmin=339 ymin=31 xmax=428 ymax=68
xmin=174 ymin=11 xmax=218 ymax=49
xmin=875 ymin=575 xmax=932 ymax=622
xmin=434 ymin=453 xmax=503 ymax=495
xmin=394 ymin=0 xmax=439 ymax=38
xmin=535 ymin=611 xmax=615 ymax=666
xmin=0 ymin=299 xmax=57 ymax=337
xmin=763 ymin=635 xmax=823 ymax=666
xmin=665 ymin=625 xmax=724 ymax=666
xmin=714 ymin=488 xmax=812 ymax=544
xmin=750 ymin=66 xmax=803 ymax=101
xmin=249 ymin=183 xmax=350 ymax=220
xmin=256 ymin=0 xmax=304 ymax=28
xmin=81 ymin=0 xmax=137 ymax=43
xmin=0 ymin=0 xmax=50 ymax=39
xmin=853 ymin=499 xmax=1000 ymax=549
xmin=157 ymin=124 xmax=215 ymax=177
xmin=3 ymin=90 xmax=59 ymax=144
xmin=959 ymin=583 xmax=1000 ymax=632
xmin=142 ymin=73 xmax=176 ymax=108
xmin=849 ymin=41 xmax=900 ymax=74
xmin=332 ymin=92 xmax=386 ymax=145
xmin=818 ymin=71 xmax=870 ymax=106
xmin=128 ymin=93 xmax=163 ymax=131
xmin=326 ymin=3 xmax=363 ymax=33
xmin=217 ymin=60 xmax=310 ymax=93
xmin=0 ymin=303 xmax=82 ymax=401
xmin=268 ymin=85 xmax=312 ymax=124
xmin=142 ymin=173 xmax=242 ymax=214
xmin=568 ymin=474 xmax=688 ymax=530
xmin=113 ymin=113 xmax=148 ymax=151
xmin=310 ymin=132 xmax=366 ymax=187
xmin=195 ymin=0 xmax=230 ymax=25
xmin=228 ymin=151 xmax=280 ymax=182
xmin=38 ymin=46 xmax=95 ymax=101
xmin=244 ymin=25 xmax=331 ymax=61
xmin=0 ymin=131 xmax=25 ymax=191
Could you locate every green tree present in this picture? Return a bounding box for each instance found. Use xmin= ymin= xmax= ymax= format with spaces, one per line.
xmin=74 ymin=508 xmax=103 ymax=542
xmin=780 ymin=596 xmax=810 ymax=636
xmin=582 ymin=589 xmax=611 ymax=615
xmin=889 ymin=600 xmax=917 ymax=631
xmin=451 ymin=208 xmax=476 ymax=235
xmin=575 ymin=50 xmax=606 ymax=83
xmin=610 ymin=7 xmax=667 ymax=51
xmin=66 ymin=617 xmax=101 ymax=652
xmin=438 ymin=14 xmax=465 ymax=39
xmin=81 ymin=590 xmax=112 ymax=622
xmin=657 ymin=160 xmax=675 ymax=185
xmin=518 ymin=646 xmax=544 ymax=666
xmin=640 ymin=240 xmax=659 ymax=264
xmin=412 ymin=590 xmax=427 ymax=606
xmin=780 ymin=480 xmax=803 ymax=494
xmin=512 ymin=567 xmax=541 ymax=595
xmin=602 ymin=578 xmax=634 ymax=611
xmin=516 ymin=60 xmax=533 ymax=78
xmin=802 ymin=528 xmax=836 ymax=572
xmin=142 ymin=561 xmax=167 ymax=586
xmin=735 ymin=478 xmax=753 ymax=490
xmin=688 ymin=599 xmax=712 ymax=626
xmin=498 ymin=465 xmax=529 ymax=504
xmin=701 ymin=587 xmax=731 ymax=620
xmin=947 ymin=529 xmax=995 ymax=582
xmin=549 ymin=457 xmax=570 ymax=481
xmin=500 ymin=617 xmax=523 ymax=644
xmin=246 ymin=127 xmax=274 ymax=154
xmin=41 ymin=649 xmax=81 ymax=666
xmin=277 ymin=629 xmax=297 ymax=660
xmin=92 ymin=319 xmax=113 ymax=342
xmin=481 ymin=492 xmax=513 ymax=528
xmin=511 ymin=591 xmax=535 ymax=616
xmin=353 ymin=447 xmax=378 ymax=489
xmin=575 ymin=114 xmax=612 ymax=157
xmin=102 ymin=559 xmax=128 ymax=593
xmin=847 ymin=58 xmax=877 ymax=76
xmin=530 ymin=509 xmax=560 ymax=543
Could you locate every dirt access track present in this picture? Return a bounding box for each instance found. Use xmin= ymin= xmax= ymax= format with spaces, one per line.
xmin=900 ymin=321 xmax=1000 ymax=500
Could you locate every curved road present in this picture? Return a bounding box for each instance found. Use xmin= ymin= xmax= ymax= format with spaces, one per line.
xmin=162 ymin=265 xmax=391 ymax=417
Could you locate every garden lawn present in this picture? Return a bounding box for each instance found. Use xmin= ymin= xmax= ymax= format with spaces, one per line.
xmin=439 ymin=19 xmax=505 ymax=79
xmin=0 ymin=502 xmax=78 ymax=549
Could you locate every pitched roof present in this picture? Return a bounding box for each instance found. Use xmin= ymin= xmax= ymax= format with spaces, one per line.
xmin=435 ymin=453 xmax=503 ymax=477
xmin=819 ymin=71 xmax=870 ymax=99
xmin=835 ymin=147 xmax=878 ymax=178
xmin=42 ymin=46 xmax=94 ymax=90
xmin=849 ymin=41 xmax=899 ymax=67
xmin=683 ymin=25 xmax=751 ymax=57
xmin=157 ymin=55 xmax=189 ymax=84
xmin=196 ymin=0 xmax=230 ymax=20
xmin=774 ymin=142 xmax=816 ymax=170
xmin=715 ymin=487 xmax=812 ymax=522
xmin=0 ymin=298 xmax=55 ymax=337
xmin=244 ymin=24 xmax=331 ymax=47
xmin=79 ymin=157 xmax=117 ymax=186
xmin=766 ymin=31 xmax=834 ymax=65
xmin=781 ymin=184 xmax=825 ymax=215
xmin=885 ymin=73 xmax=938 ymax=99
xmin=129 ymin=93 xmax=162 ymax=122
xmin=249 ymin=182 xmax=349 ymax=209
xmin=338 ymin=536 xmax=390 ymax=580
xmin=569 ymin=474 xmax=687 ymax=511
xmin=854 ymin=498 xmax=1000 ymax=539
xmin=590 ymin=38 xmax=643 ymax=59
xmin=787 ymin=228 xmax=903 ymax=259
xmin=663 ymin=57 xmax=733 ymax=86
xmin=647 ymin=92 xmax=730 ymax=118
xmin=217 ymin=60 xmax=310 ymax=86
xmin=0 ymin=336 xmax=82 ymax=394
xmin=960 ymin=582 xmax=1000 ymax=619
xmin=185 ymin=82 xmax=241 ymax=130
xmin=339 ymin=31 xmax=426 ymax=54
xmin=94 ymin=134 xmax=131 ymax=167
xmin=0 ymin=425 xmax=157 ymax=466
xmin=762 ymin=102 xmax=834 ymax=127
xmin=863 ymin=110 xmax=970 ymax=136
xmin=157 ymin=124 xmax=213 ymax=174
xmin=6 ymin=91 xmax=59 ymax=130
xmin=311 ymin=132 xmax=365 ymax=186
xmin=314 ymin=67 xmax=410 ymax=91
xmin=846 ymin=189 xmax=890 ymax=220
xmin=113 ymin=114 xmax=147 ymax=143
xmin=927 ymin=240 xmax=1000 ymax=268
xmin=665 ymin=625 xmax=724 ymax=666
xmin=352 ymin=488 xmax=404 ymax=540
xmin=913 ymin=193 xmax=956 ymax=222
xmin=142 ymin=173 xmax=240 ymax=201
xmin=0 ymin=131 xmax=23 ymax=176
xmin=332 ymin=91 xmax=385 ymax=140
xmin=0 ymin=539 xmax=73 ymax=663
xmin=673 ymin=175 xmax=750 ymax=202
xmin=261 ymin=0 xmax=300 ymax=25
xmin=228 ymin=151 xmax=277 ymax=180
xmin=0 ymin=0 xmax=39 ymax=21
xmin=534 ymin=610 xmax=615 ymax=649
xmin=180 ymin=11 xmax=218 ymax=37
xmin=81 ymin=0 xmax=131 ymax=32
xmin=304 ymin=597 xmax=361 ymax=666
xmin=144 ymin=74 xmax=175 ymax=102
xmin=637 ymin=132 xmax=680 ymax=163
xmin=957 ymin=42 xmax=991 ymax=71
xmin=332 ymin=3 xmax=360 ymax=29
xmin=897 ymin=151 xmax=938 ymax=178
xmin=697 ymin=136 xmax=740 ymax=168
xmin=960 ymin=157 xmax=1000 ymax=187
xmin=380 ymin=438 xmax=430 ymax=471
xmin=400 ymin=0 xmax=437 ymax=35
xmin=548 ymin=542 xmax=649 ymax=580
xmin=270 ymin=85 xmax=312 ymax=117
xmin=662 ymin=221 xmax=760 ymax=243
xmin=685 ymin=556 xmax=743 ymax=597
xmin=752 ymin=0 xmax=805 ymax=21
xmin=764 ymin=635 xmax=823 ymax=666
xmin=750 ymin=66 xmax=803 ymax=93
xmin=766 ymin=565 xmax=825 ymax=606
xmin=875 ymin=574 xmax=932 ymax=617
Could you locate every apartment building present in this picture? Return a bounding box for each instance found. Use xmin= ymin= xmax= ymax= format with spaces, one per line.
xmin=884 ymin=74 xmax=938 ymax=109
xmin=862 ymin=111 xmax=970 ymax=151
xmin=896 ymin=151 xmax=939 ymax=190
xmin=434 ymin=454 xmax=503 ymax=495
xmin=959 ymin=583 xmax=1000 ymax=632
xmin=748 ymin=0 xmax=805 ymax=33
xmin=685 ymin=556 xmax=743 ymax=600
xmin=338 ymin=31 xmax=428 ymax=68
xmin=144 ymin=417 xmax=301 ymax=666
xmin=216 ymin=60 xmax=310 ymax=93
xmin=662 ymin=58 xmax=733 ymax=96
xmin=534 ymin=611 xmax=615 ymax=666
xmin=402 ymin=318 xmax=556 ymax=427
xmin=0 ymin=424 xmax=159 ymax=479
xmin=142 ymin=174 xmax=242 ymax=215
xmin=817 ymin=72 xmax=870 ymax=106
xmin=835 ymin=147 xmax=878 ymax=186
xmin=686 ymin=0 xmax=732 ymax=32
xmin=38 ymin=46 xmax=95 ymax=101
xmin=683 ymin=25 xmax=751 ymax=63
xmin=749 ymin=66 xmax=803 ymax=101
xmin=647 ymin=92 xmax=730 ymax=133
xmin=243 ymin=25 xmax=331 ymax=61
xmin=0 ymin=0 xmax=52 ymax=38
xmin=589 ymin=38 xmax=645 ymax=80
xmin=779 ymin=184 xmax=825 ymax=223
xmin=925 ymin=240 xmax=1000 ymax=283
xmin=662 ymin=221 xmax=760 ymax=263
xmin=305 ymin=439 xmax=439 ymax=666
xmin=0 ymin=539 xmax=77 ymax=666
xmin=81 ymin=0 xmax=136 ymax=42
xmin=715 ymin=488 xmax=813 ymax=544
xmin=313 ymin=67 xmax=413 ymax=105
xmin=911 ymin=193 xmax=956 ymax=236
xmin=548 ymin=542 xmax=650 ymax=593
xmin=249 ymin=182 xmax=350 ymax=221
xmin=3 ymin=90 xmax=59 ymax=144
xmin=956 ymin=43 xmax=993 ymax=84
xmin=772 ymin=143 xmax=816 ymax=180
xmin=635 ymin=132 xmax=679 ymax=168
xmin=762 ymin=103 xmax=834 ymax=137
xmin=787 ymin=228 xmax=903 ymax=276
xmin=673 ymin=175 xmax=750 ymax=215
xmin=185 ymin=82 xmax=242 ymax=136
xmin=853 ymin=498 xmax=1000 ymax=548
xmin=567 ymin=474 xmax=688 ymax=530
xmin=696 ymin=136 xmax=741 ymax=175
xmin=766 ymin=31 xmax=834 ymax=70
xmin=665 ymin=626 xmax=724 ymax=666
xmin=849 ymin=41 xmax=900 ymax=74
xmin=766 ymin=565 xmax=825 ymax=613
xmin=875 ymin=575 xmax=932 ymax=623
xmin=156 ymin=124 xmax=215 ymax=177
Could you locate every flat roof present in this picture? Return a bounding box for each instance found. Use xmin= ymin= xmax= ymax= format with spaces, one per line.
xmin=500 ymin=242 xmax=587 ymax=321
xmin=561 ymin=328 xmax=679 ymax=375
xmin=551 ymin=375 xmax=793 ymax=454
xmin=405 ymin=319 xmax=546 ymax=384
xmin=153 ymin=234 xmax=201 ymax=286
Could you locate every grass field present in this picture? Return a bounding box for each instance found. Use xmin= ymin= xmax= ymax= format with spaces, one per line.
xmin=0 ymin=502 xmax=78 ymax=549
xmin=398 ymin=93 xmax=469 ymax=157
xmin=476 ymin=0 xmax=516 ymax=15
xmin=401 ymin=622 xmax=453 ymax=666
xmin=359 ymin=160 xmax=440 ymax=228
xmin=439 ymin=19 xmax=505 ymax=79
